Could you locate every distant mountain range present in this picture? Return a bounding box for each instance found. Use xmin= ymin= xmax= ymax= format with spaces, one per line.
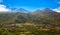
xmin=0 ymin=8 xmax=60 ymax=26
xmin=10 ymin=8 xmax=30 ymax=13
xmin=9 ymin=8 xmax=57 ymax=13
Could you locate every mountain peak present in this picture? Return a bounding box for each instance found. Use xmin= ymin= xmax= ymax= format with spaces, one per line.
xmin=17 ymin=8 xmax=30 ymax=13
xmin=44 ymin=8 xmax=52 ymax=11
xmin=43 ymin=8 xmax=55 ymax=13
xmin=10 ymin=8 xmax=30 ymax=13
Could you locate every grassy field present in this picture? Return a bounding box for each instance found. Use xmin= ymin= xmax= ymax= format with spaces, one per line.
xmin=0 ymin=23 xmax=60 ymax=35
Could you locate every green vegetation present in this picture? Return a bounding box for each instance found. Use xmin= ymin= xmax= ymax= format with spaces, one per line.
xmin=0 ymin=25 xmax=60 ymax=35
xmin=0 ymin=11 xmax=60 ymax=35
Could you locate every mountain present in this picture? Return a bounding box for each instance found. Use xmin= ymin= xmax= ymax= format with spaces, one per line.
xmin=10 ymin=8 xmax=30 ymax=13
xmin=29 ymin=8 xmax=58 ymax=16
xmin=10 ymin=8 xmax=17 ymax=12
xmin=43 ymin=8 xmax=54 ymax=12
xmin=28 ymin=8 xmax=60 ymax=24
xmin=0 ymin=8 xmax=60 ymax=26
xmin=0 ymin=8 xmax=60 ymax=35
xmin=29 ymin=8 xmax=54 ymax=16
xmin=16 ymin=8 xmax=30 ymax=13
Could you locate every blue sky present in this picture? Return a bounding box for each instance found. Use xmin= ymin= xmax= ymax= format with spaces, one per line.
xmin=0 ymin=0 xmax=60 ymax=12
xmin=2 ymin=0 xmax=59 ymax=8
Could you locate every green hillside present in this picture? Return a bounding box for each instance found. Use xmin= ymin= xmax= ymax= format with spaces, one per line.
xmin=0 ymin=10 xmax=60 ymax=35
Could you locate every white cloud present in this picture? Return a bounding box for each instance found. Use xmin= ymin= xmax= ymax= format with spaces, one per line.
xmin=0 ymin=4 xmax=11 ymax=12
xmin=52 ymin=7 xmax=60 ymax=13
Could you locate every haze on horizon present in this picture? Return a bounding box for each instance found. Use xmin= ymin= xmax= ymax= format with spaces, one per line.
xmin=0 ymin=0 xmax=60 ymax=12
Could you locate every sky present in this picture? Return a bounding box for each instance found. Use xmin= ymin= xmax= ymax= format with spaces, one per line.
xmin=0 ymin=0 xmax=60 ymax=12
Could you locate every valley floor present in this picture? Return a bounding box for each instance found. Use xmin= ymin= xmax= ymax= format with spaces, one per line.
xmin=0 ymin=23 xmax=60 ymax=35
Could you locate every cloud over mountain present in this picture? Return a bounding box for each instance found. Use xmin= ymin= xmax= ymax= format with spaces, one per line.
xmin=52 ymin=7 xmax=60 ymax=13
xmin=0 ymin=4 xmax=11 ymax=12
